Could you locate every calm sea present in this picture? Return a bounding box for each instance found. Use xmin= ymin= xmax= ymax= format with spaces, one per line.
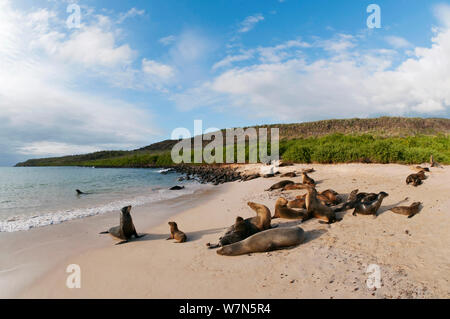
xmin=0 ymin=167 xmax=204 ymax=232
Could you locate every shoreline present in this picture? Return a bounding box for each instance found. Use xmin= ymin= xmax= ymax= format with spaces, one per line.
xmin=0 ymin=184 xmax=219 ymax=298
xmin=12 ymin=163 xmax=450 ymax=299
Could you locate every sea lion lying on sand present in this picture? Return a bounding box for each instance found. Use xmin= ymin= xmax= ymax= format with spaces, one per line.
xmin=273 ymin=198 xmax=307 ymax=220
xmin=411 ymin=166 xmax=430 ymax=173
xmin=332 ymin=189 xmax=359 ymax=212
xmin=100 ymin=206 xmax=142 ymax=245
xmin=169 ymin=185 xmax=185 ymax=190
xmin=216 ymin=226 xmax=306 ymax=256
xmin=390 ymin=202 xmax=422 ymax=218
xmin=287 ymin=197 xmax=306 ymax=209
xmin=280 ymin=172 xmax=297 ymax=178
xmin=406 ymin=173 xmax=424 ymax=186
xmin=167 ymin=221 xmax=187 ymax=243
xmin=283 ymin=183 xmax=305 ymax=191
xmin=352 ymin=192 xmax=389 ymax=217
xmin=266 ymin=180 xmax=294 ymax=191
xmin=299 ymin=185 xmax=341 ymax=224
xmin=207 ymin=202 xmax=272 ymax=249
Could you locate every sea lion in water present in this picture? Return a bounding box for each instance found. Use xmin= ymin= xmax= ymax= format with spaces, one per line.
xmin=169 ymin=185 xmax=185 ymax=190
xmin=352 ymin=192 xmax=389 ymax=217
xmin=273 ymin=198 xmax=307 ymax=220
xmin=99 ymin=206 xmax=142 ymax=244
xmin=390 ymin=202 xmax=422 ymax=218
xmin=207 ymin=202 xmax=272 ymax=249
xmin=266 ymin=180 xmax=294 ymax=191
xmin=216 ymin=226 xmax=305 ymax=256
xmin=167 ymin=221 xmax=187 ymax=243
xmin=302 ymin=172 xmax=315 ymax=186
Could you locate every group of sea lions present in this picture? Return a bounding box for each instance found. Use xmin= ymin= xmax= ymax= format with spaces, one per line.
xmin=96 ymin=162 xmax=436 ymax=254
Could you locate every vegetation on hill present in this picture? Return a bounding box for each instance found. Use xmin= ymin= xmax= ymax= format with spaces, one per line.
xmin=15 ymin=117 xmax=450 ymax=167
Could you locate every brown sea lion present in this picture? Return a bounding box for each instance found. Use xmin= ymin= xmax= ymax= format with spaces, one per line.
xmin=167 ymin=221 xmax=187 ymax=243
xmin=207 ymin=202 xmax=272 ymax=249
xmin=266 ymin=180 xmax=295 ymax=191
xmin=332 ymin=189 xmax=359 ymax=212
xmin=283 ymin=183 xmax=305 ymax=191
xmin=216 ymin=226 xmax=306 ymax=256
xmin=99 ymin=206 xmax=142 ymax=245
xmin=352 ymin=192 xmax=389 ymax=216
xmin=430 ymin=155 xmax=441 ymax=168
xmin=287 ymin=197 xmax=306 ymax=209
xmin=411 ymin=166 xmax=430 ymax=173
xmin=406 ymin=174 xmax=423 ymax=186
xmin=302 ymin=172 xmax=315 ymax=186
xmin=300 ymin=185 xmax=341 ymax=224
xmin=390 ymin=202 xmax=422 ymax=218
xmin=302 ymin=168 xmax=315 ymax=174
xmin=273 ymin=198 xmax=307 ymax=220
xmin=280 ymin=172 xmax=297 ymax=178
xmin=320 ymin=189 xmax=342 ymax=205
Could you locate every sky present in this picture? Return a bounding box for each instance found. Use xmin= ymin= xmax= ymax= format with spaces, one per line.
xmin=1 ymin=0 xmax=450 ymax=165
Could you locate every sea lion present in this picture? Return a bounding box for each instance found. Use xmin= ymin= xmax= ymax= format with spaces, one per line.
xmin=411 ymin=166 xmax=430 ymax=173
xmin=207 ymin=202 xmax=272 ymax=249
xmin=302 ymin=172 xmax=315 ymax=186
xmin=430 ymin=155 xmax=441 ymax=168
xmin=302 ymin=168 xmax=315 ymax=174
xmin=265 ymin=180 xmax=295 ymax=191
xmin=99 ymin=206 xmax=142 ymax=244
xmin=406 ymin=174 xmax=423 ymax=186
xmin=287 ymin=197 xmax=306 ymax=209
xmin=167 ymin=221 xmax=187 ymax=243
xmin=169 ymin=185 xmax=185 ymax=190
xmin=300 ymin=185 xmax=341 ymax=224
xmin=283 ymin=183 xmax=305 ymax=191
xmin=390 ymin=202 xmax=422 ymax=218
xmin=320 ymin=189 xmax=342 ymax=205
xmin=352 ymin=192 xmax=389 ymax=217
xmin=273 ymin=197 xmax=307 ymax=220
xmin=216 ymin=226 xmax=305 ymax=256
xmin=280 ymin=172 xmax=297 ymax=178
xmin=332 ymin=189 xmax=359 ymax=212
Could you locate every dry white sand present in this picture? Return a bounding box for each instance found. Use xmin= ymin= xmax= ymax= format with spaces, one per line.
xmin=9 ymin=164 xmax=450 ymax=298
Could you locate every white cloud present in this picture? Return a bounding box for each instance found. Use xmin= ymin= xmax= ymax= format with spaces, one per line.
xmin=433 ymin=3 xmax=450 ymax=28
xmin=159 ymin=35 xmax=176 ymax=46
xmin=212 ymin=51 xmax=254 ymax=70
xmin=238 ymin=14 xmax=264 ymax=33
xmin=0 ymin=0 xmax=159 ymax=159
xmin=174 ymin=25 xmax=450 ymax=120
xmin=17 ymin=142 xmax=102 ymax=156
xmin=142 ymin=59 xmax=175 ymax=81
xmin=385 ymin=36 xmax=411 ymax=49
xmin=118 ymin=8 xmax=145 ymax=24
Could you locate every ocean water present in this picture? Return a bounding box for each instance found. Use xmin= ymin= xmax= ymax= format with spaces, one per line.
xmin=0 ymin=167 xmax=205 ymax=232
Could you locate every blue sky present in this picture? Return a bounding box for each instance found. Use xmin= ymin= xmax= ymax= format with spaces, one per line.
xmin=1 ymin=0 xmax=449 ymax=165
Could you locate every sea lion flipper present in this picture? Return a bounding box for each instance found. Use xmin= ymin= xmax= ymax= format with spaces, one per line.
xmin=99 ymin=231 xmax=109 ymax=234
xmin=115 ymin=240 xmax=129 ymax=245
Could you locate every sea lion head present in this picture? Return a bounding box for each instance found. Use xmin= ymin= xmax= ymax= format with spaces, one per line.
xmin=168 ymin=221 xmax=178 ymax=230
xmin=216 ymin=246 xmax=233 ymax=256
xmin=121 ymin=205 xmax=132 ymax=216
xmin=378 ymin=192 xmax=389 ymax=199
xmin=276 ymin=197 xmax=288 ymax=207
xmin=247 ymin=202 xmax=259 ymax=210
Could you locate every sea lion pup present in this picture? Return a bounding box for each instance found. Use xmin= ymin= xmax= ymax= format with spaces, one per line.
xmin=299 ymin=185 xmax=341 ymax=224
xmin=273 ymin=197 xmax=307 ymax=220
xmin=301 ymin=172 xmax=315 ymax=186
xmin=352 ymin=192 xmax=389 ymax=217
xmin=265 ymin=180 xmax=295 ymax=191
xmin=280 ymin=172 xmax=297 ymax=178
xmin=406 ymin=174 xmax=423 ymax=186
xmin=216 ymin=226 xmax=306 ymax=256
xmin=99 ymin=206 xmax=142 ymax=245
xmin=167 ymin=221 xmax=187 ymax=243
xmin=207 ymin=202 xmax=272 ymax=249
xmin=390 ymin=202 xmax=422 ymax=218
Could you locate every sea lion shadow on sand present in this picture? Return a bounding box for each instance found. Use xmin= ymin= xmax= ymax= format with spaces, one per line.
xmin=303 ymin=229 xmax=328 ymax=244
xmin=376 ymin=198 xmax=410 ymax=216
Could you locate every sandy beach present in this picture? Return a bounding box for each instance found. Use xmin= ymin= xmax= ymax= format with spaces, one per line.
xmin=6 ymin=164 xmax=450 ymax=299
